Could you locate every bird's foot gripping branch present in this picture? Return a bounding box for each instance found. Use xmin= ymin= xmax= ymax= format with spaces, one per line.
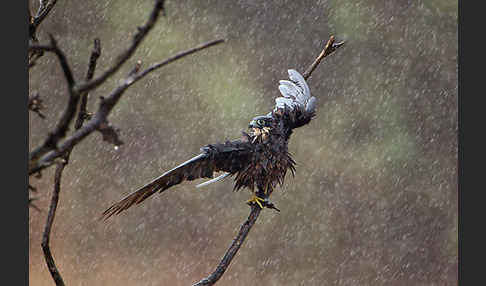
xmin=246 ymin=194 xmax=280 ymax=212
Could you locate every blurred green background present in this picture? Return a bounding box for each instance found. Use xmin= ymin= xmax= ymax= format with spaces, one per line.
xmin=29 ymin=0 xmax=457 ymax=285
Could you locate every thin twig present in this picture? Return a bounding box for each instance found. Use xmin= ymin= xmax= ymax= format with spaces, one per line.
xmin=134 ymin=39 xmax=225 ymax=80
xmin=41 ymin=161 xmax=66 ymax=286
xmin=75 ymin=38 xmax=101 ymax=130
xmin=29 ymin=35 xmax=75 ymax=87
xmin=29 ymin=0 xmax=58 ymax=65
xmin=73 ymin=0 xmax=165 ymax=95
xmin=192 ymin=35 xmax=344 ymax=286
xmin=85 ymin=39 xmax=102 ymax=81
xmin=32 ymin=0 xmax=58 ymax=32
xmin=29 ymin=52 xmax=44 ymax=69
xmin=29 ymin=38 xmax=225 ymax=175
xmin=29 ymin=35 xmax=77 ymax=163
xmin=303 ymin=35 xmax=345 ymax=80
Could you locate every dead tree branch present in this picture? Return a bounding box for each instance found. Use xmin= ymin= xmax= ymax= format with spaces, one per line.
xmin=303 ymin=35 xmax=345 ymax=80
xmin=29 ymin=0 xmax=166 ymax=174
xmin=31 ymin=4 xmax=223 ymax=283
xmin=31 ymin=2 xmax=226 ymax=284
xmin=193 ymin=206 xmax=262 ymax=286
xmin=73 ymin=0 xmax=165 ymax=95
xmin=29 ymin=38 xmax=225 ymax=175
xmin=30 ymin=0 xmax=58 ymax=40
xmin=29 ymin=35 xmax=77 ymax=163
xmin=40 ymin=38 xmax=102 ymax=285
xmin=131 ymin=39 xmax=225 ymax=81
xmin=29 ymin=0 xmax=59 ymax=67
xmin=41 ymin=161 xmax=66 ymax=286
xmin=75 ymin=38 xmax=101 ymax=130
xmin=192 ymin=35 xmax=344 ymax=286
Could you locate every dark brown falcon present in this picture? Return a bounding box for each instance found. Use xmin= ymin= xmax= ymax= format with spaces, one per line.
xmin=102 ymin=69 xmax=316 ymax=220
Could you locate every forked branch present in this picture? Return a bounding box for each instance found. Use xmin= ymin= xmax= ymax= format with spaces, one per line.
xmin=29 ymin=38 xmax=225 ymax=175
xmin=29 ymin=0 xmax=59 ymax=67
xmin=29 ymin=0 xmax=165 ymax=166
xmin=40 ymin=35 xmax=102 ymax=286
xmin=30 ymin=0 xmax=58 ymax=40
xmin=29 ymin=35 xmax=77 ymax=163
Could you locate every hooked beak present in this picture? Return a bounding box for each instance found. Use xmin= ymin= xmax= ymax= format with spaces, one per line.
xmin=248 ymin=120 xmax=257 ymax=129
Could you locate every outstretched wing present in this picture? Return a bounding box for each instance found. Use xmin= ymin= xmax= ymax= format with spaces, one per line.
xmin=274 ymin=69 xmax=316 ymax=128
xmin=101 ymin=141 xmax=253 ymax=220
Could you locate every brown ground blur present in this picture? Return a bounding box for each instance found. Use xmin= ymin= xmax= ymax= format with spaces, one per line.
xmin=29 ymin=1 xmax=457 ymax=285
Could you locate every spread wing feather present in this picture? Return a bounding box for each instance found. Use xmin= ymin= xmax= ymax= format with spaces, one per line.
xmin=273 ymin=69 xmax=316 ymax=129
xmin=275 ymin=69 xmax=315 ymax=114
xmin=101 ymin=141 xmax=253 ymax=220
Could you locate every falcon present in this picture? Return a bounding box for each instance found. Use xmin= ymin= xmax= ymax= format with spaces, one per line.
xmin=102 ymin=69 xmax=316 ymax=220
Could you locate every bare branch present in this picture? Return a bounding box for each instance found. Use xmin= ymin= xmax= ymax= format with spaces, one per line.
xmin=85 ymin=38 xmax=102 ymax=81
xmin=74 ymin=0 xmax=166 ymax=95
xmin=29 ymin=35 xmax=78 ymax=163
xmin=135 ymin=39 xmax=225 ymax=80
xmin=29 ymin=51 xmax=45 ymax=69
xmin=29 ymin=0 xmax=165 ymax=168
xmin=30 ymin=0 xmax=58 ymax=40
xmin=193 ymin=35 xmax=344 ymax=286
xmin=33 ymin=0 xmax=58 ymax=28
xmin=193 ymin=206 xmax=262 ymax=286
xmin=29 ymin=35 xmax=76 ymax=87
xmin=38 ymin=37 xmax=103 ymax=285
xmin=75 ymin=38 xmax=101 ymax=130
xmin=41 ymin=161 xmax=66 ymax=286
xmin=29 ymin=38 xmax=225 ymax=175
xmin=29 ymin=0 xmax=58 ymax=66
xmin=303 ymin=35 xmax=345 ymax=80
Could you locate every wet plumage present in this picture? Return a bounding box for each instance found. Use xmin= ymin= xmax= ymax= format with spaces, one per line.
xmin=102 ymin=69 xmax=316 ymax=220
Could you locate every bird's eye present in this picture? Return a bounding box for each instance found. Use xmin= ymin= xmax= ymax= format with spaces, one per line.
xmin=257 ymin=119 xmax=265 ymax=126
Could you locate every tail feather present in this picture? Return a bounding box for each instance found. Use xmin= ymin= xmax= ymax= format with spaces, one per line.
xmin=101 ymin=183 xmax=159 ymax=220
xmin=101 ymin=154 xmax=208 ymax=221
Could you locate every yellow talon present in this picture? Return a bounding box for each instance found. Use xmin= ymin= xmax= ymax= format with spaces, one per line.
xmin=247 ymin=194 xmax=265 ymax=209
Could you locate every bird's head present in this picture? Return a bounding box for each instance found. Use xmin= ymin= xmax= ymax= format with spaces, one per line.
xmin=249 ymin=115 xmax=273 ymax=139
